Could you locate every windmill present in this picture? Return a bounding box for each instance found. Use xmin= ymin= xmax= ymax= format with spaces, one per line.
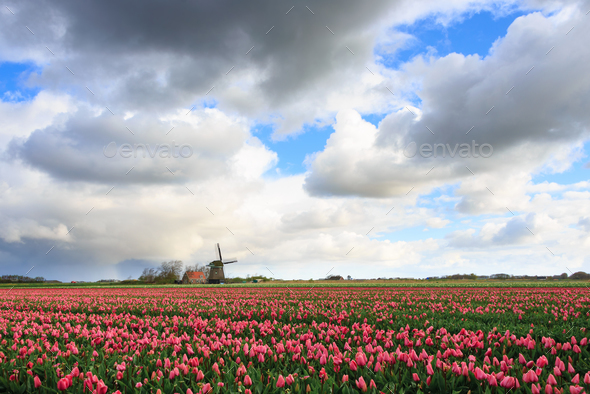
xmin=207 ymin=243 xmax=237 ymax=284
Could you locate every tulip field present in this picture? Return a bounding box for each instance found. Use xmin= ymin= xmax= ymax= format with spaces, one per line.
xmin=1 ymin=287 xmax=589 ymax=394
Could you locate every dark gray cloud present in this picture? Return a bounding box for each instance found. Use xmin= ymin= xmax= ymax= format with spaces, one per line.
xmin=4 ymin=107 xmax=252 ymax=184
xmin=304 ymin=9 xmax=590 ymax=198
xmin=1 ymin=0 xmax=408 ymax=133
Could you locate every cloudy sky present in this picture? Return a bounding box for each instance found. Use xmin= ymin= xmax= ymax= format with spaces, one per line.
xmin=1 ymin=0 xmax=590 ymax=281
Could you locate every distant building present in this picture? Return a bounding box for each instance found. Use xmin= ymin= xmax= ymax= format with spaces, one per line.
xmin=183 ymin=271 xmax=206 ymax=284
xmin=98 ymin=279 xmax=121 ymax=282
xmin=326 ymin=275 xmax=344 ymax=280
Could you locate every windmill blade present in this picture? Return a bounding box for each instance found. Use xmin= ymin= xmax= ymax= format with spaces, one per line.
xmin=222 ymin=257 xmax=237 ymax=264
xmin=215 ymin=243 xmax=221 ymax=261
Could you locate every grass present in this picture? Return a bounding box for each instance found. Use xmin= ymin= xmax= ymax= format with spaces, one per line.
xmin=0 ymin=279 xmax=589 ymax=289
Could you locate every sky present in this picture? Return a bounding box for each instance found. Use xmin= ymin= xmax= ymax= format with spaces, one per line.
xmin=1 ymin=0 xmax=590 ymax=282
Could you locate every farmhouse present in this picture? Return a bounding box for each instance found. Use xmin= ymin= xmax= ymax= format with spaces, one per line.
xmin=182 ymin=271 xmax=206 ymax=284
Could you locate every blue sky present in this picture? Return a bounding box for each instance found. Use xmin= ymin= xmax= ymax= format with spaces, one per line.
xmin=379 ymin=9 xmax=531 ymax=68
xmin=247 ymin=9 xmax=538 ymax=176
xmin=0 ymin=9 xmax=544 ymax=178
xmin=0 ymin=61 xmax=40 ymax=102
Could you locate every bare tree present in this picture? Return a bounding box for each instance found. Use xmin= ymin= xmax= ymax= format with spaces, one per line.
xmin=139 ymin=268 xmax=158 ymax=283
xmin=184 ymin=263 xmax=210 ymax=279
xmin=158 ymin=260 xmax=184 ymax=281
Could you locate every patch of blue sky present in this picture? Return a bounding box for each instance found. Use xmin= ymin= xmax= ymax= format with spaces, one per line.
xmin=377 ymin=8 xmax=532 ymax=70
xmin=200 ymin=97 xmax=218 ymax=109
xmin=253 ymin=121 xmax=334 ymax=176
xmin=0 ymin=61 xmax=42 ymax=102
xmin=530 ymin=142 xmax=590 ymax=186
xmin=361 ymin=113 xmax=388 ymax=128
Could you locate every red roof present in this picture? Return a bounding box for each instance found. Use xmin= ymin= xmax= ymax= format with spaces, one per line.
xmin=185 ymin=271 xmax=205 ymax=279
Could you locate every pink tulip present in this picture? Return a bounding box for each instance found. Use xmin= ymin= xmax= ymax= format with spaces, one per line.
xmin=474 ymin=367 xmax=486 ymax=380
xmin=277 ymin=375 xmax=285 ymax=388
xmin=34 ymin=376 xmax=41 ymax=388
xmin=244 ymin=375 xmax=253 ymax=386
xmin=286 ymin=374 xmax=294 ymax=385
xmin=571 ymin=374 xmax=579 ymax=384
xmin=545 ymin=384 xmax=553 ymax=394
xmin=537 ymin=355 xmax=549 ymax=368
xmin=356 ymin=352 xmax=367 ymax=367
xmin=570 ymin=386 xmax=584 ymax=394
xmin=500 ymin=376 xmax=516 ymax=389
xmin=524 ymin=370 xmax=539 ymax=383
xmin=356 ymin=376 xmax=368 ymax=392
xmin=427 ymin=363 xmax=434 ymax=375
xmin=532 ymin=383 xmax=540 ymax=394
xmin=548 ymin=374 xmax=558 ymax=386
xmin=488 ymin=375 xmax=498 ymax=386
xmin=57 ymin=378 xmax=70 ymax=391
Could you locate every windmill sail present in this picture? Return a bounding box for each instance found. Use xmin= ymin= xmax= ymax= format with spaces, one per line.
xmin=222 ymin=257 xmax=237 ymax=264
xmin=215 ymin=243 xmax=222 ymax=261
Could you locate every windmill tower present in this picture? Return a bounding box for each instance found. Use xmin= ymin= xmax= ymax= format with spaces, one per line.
xmin=207 ymin=243 xmax=237 ymax=284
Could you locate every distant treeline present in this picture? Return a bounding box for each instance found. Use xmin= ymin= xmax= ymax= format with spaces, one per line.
xmin=2 ymin=270 xmax=590 ymax=284
xmin=427 ymin=272 xmax=590 ymax=280
xmin=0 ymin=275 xmax=45 ymax=283
xmin=138 ymin=260 xmax=211 ymax=284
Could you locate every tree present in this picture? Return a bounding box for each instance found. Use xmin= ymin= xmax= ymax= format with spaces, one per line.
xmin=184 ymin=263 xmax=210 ymax=279
xmin=139 ymin=268 xmax=158 ymax=283
xmin=158 ymin=260 xmax=184 ymax=282
xmin=569 ymin=271 xmax=590 ymax=280
xmin=560 ymin=273 xmax=568 ymax=279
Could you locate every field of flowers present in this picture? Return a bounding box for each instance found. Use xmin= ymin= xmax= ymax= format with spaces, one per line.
xmin=0 ymin=287 xmax=589 ymax=393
